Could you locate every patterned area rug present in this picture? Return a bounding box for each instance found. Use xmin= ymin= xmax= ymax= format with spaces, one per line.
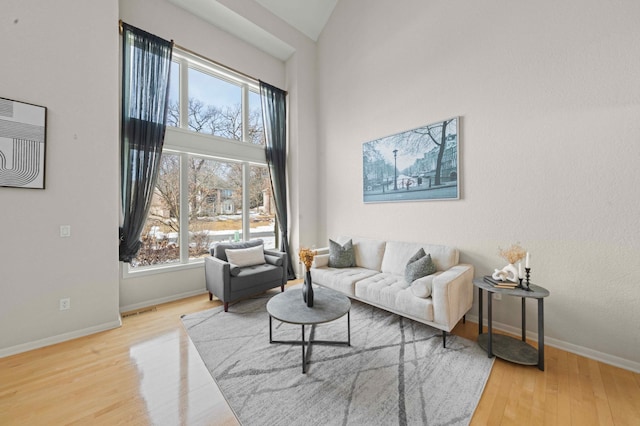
xmin=182 ymin=289 xmax=493 ymax=426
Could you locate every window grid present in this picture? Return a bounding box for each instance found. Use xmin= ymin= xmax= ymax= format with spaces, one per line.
xmin=125 ymin=47 xmax=274 ymax=275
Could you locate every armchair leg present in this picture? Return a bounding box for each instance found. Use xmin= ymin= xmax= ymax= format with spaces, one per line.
xmin=442 ymin=331 xmax=446 ymax=348
xmin=224 ymin=302 xmax=229 ymax=312
xmin=281 ymin=284 xmax=285 ymax=292
xmin=209 ymin=292 xmax=213 ymax=301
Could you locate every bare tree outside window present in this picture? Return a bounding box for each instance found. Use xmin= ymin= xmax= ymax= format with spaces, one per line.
xmin=132 ymin=96 xmax=274 ymax=268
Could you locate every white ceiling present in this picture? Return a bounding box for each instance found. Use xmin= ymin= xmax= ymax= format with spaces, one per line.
xmin=169 ymin=0 xmax=338 ymax=60
xmin=253 ymin=0 xmax=338 ymax=41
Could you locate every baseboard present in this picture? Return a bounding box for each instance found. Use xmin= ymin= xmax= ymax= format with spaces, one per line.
xmin=0 ymin=319 xmax=122 ymax=359
xmin=465 ymin=314 xmax=640 ymax=374
xmin=119 ymin=289 xmax=207 ymax=313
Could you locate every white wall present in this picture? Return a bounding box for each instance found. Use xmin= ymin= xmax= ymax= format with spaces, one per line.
xmin=316 ymin=0 xmax=640 ymax=370
xmin=0 ymin=0 xmax=121 ymax=355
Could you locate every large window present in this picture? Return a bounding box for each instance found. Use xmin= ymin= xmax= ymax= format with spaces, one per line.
xmin=128 ymin=49 xmax=274 ymax=271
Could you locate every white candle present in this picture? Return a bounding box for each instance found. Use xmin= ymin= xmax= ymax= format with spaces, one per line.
xmin=518 ymin=262 xmax=523 ymax=278
xmin=525 ymin=252 xmax=530 ymax=268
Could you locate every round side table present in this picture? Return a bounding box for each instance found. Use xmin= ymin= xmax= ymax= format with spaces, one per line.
xmin=473 ymin=278 xmax=550 ymax=371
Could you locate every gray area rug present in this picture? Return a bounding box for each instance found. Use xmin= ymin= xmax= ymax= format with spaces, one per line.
xmin=182 ymin=289 xmax=494 ymax=426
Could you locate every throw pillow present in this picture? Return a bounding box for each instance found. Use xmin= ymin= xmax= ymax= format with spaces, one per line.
xmin=225 ymin=244 xmax=266 ymax=268
xmin=229 ymin=264 xmax=242 ymax=277
xmin=408 ymin=247 xmax=426 ymax=264
xmin=328 ymin=239 xmax=356 ymax=268
xmin=411 ymin=274 xmax=437 ymax=298
xmin=405 ymin=249 xmax=436 ymax=284
xmin=213 ymin=239 xmax=264 ymax=262
xmin=264 ymin=254 xmax=283 ymax=266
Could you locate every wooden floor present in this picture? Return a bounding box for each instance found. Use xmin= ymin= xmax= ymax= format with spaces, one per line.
xmin=1 ymin=283 xmax=639 ymax=425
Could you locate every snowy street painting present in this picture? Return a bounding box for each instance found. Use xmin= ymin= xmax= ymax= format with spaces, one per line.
xmin=362 ymin=117 xmax=459 ymax=203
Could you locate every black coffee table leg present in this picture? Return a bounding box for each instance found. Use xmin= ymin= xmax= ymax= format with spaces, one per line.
xmin=301 ymin=324 xmax=306 ymax=374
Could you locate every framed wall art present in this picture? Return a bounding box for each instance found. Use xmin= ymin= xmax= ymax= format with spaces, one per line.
xmin=0 ymin=97 xmax=47 ymax=189
xmin=363 ymin=117 xmax=459 ymax=203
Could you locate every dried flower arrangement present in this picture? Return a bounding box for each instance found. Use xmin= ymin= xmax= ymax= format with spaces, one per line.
xmin=498 ymin=243 xmax=526 ymax=264
xmin=298 ymin=247 xmax=317 ymax=272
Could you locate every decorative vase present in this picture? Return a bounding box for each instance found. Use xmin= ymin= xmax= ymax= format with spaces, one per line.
xmin=302 ymin=270 xmax=314 ymax=307
xmin=492 ymin=263 xmax=519 ymax=283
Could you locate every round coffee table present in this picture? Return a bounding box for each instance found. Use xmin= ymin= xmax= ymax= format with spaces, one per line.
xmin=266 ymin=286 xmax=351 ymax=373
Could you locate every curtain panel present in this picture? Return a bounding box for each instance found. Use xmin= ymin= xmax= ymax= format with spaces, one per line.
xmin=119 ymin=23 xmax=173 ymax=262
xmin=260 ymin=81 xmax=295 ymax=280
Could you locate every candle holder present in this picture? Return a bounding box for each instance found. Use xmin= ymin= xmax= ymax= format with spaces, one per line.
xmin=518 ymin=278 xmax=524 ymax=289
xmin=524 ymin=267 xmax=532 ymax=291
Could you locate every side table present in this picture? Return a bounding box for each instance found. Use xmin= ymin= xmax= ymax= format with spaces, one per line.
xmin=473 ymin=278 xmax=550 ymax=371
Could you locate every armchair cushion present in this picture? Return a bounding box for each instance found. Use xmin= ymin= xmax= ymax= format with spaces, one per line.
xmin=225 ymin=244 xmax=266 ymax=267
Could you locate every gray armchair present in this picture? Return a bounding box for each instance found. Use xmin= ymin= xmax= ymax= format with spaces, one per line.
xmin=205 ymin=239 xmax=288 ymax=312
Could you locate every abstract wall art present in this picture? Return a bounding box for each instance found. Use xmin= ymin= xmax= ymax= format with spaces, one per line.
xmin=0 ymin=97 xmax=47 ymax=189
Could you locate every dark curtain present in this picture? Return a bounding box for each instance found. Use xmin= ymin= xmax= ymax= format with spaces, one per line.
xmin=260 ymin=81 xmax=295 ymax=280
xmin=119 ymin=23 xmax=173 ymax=262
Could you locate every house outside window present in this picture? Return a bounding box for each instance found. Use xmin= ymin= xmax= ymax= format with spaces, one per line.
xmin=127 ymin=48 xmax=275 ymax=272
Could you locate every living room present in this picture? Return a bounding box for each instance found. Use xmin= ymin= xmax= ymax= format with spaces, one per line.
xmin=2 ymin=0 xmax=639 ymax=424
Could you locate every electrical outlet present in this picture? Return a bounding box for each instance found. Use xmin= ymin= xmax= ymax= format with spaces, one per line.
xmin=493 ymin=293 xmax=502 ymax=301
xmin=60 ymin=225 xmax=71 ymax=238
xmin=59 ymin=298 xmax=71 ymax=311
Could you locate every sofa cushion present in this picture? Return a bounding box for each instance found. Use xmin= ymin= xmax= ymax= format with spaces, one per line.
xmin=405 ymin=250 xmax=436 ymax=284
xmin=329 ymin=239 xmax=356 ymax=268
xmin=337 ymin=236 xmax=386 ymax=271
xmin=225 ymin=245 xmax=266 ymax=267
xmin=349 ymin=273 xmax=435 ymax=322
xmin=310 ymin=267 xmax=378 ymax=296
xmin=354 ymin=273 xmax=409 ymax=309
xmin=213 ymin=239 xmax=263 ymax=262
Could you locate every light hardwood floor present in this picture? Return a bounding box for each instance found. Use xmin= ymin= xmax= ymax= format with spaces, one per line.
xmin=1 ymin=283 xmax=639 ymax=425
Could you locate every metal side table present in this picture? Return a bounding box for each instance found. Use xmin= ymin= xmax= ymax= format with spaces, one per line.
xmin=473 ymin=278 xmax=550 ymax=371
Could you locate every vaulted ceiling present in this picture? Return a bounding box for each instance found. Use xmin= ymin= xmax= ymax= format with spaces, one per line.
xmin=169 ymin=0 xmax=338 ymax=60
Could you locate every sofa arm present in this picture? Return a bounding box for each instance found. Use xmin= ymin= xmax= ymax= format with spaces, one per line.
xmin=205 ymin=256 xmax=231 ymax=302
xmin=312 ymin=254 xmax=329 ymax=268
xmin=431 ymin=264 xmax=474 ymax=330
xmin=311 ymin=247 xmax=329 ymax=269
xmin=264 ymin=249 xmax=288 ymax=285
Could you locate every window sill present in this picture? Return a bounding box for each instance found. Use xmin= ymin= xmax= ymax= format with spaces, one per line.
xmin=121 ymin=259 xmax=204 ymax=280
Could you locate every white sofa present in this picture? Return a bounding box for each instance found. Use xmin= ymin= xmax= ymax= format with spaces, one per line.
xmin=311 ymin=236 xmax=474 ymax=347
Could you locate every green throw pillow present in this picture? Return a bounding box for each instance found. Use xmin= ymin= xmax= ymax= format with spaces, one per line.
xmin=405 ymin=249 xmax=436 ymax=284
xmin=328 ymin=239 xmax=356 ymax=268
xmin=408 ymin=248 xmax=426 ymax=264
